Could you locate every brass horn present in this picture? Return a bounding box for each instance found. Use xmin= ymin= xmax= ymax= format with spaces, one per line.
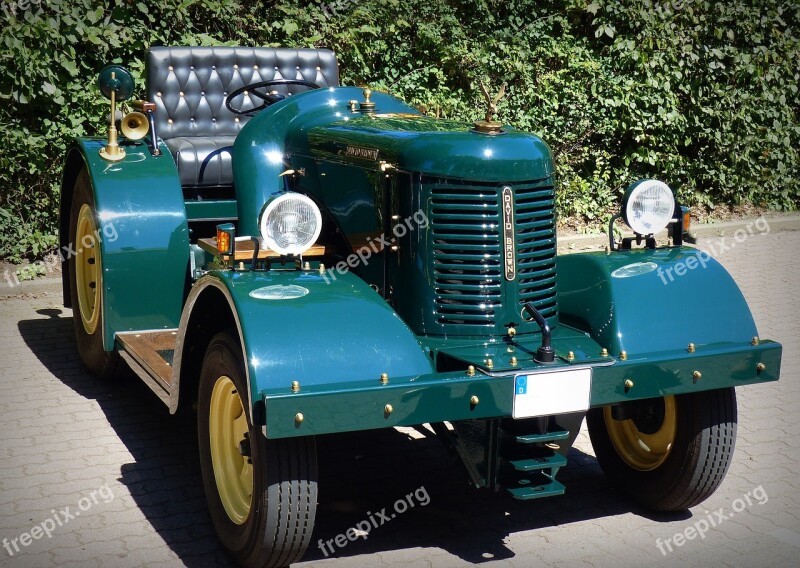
xmin=120 ymin=111 xmax=149 ymax=140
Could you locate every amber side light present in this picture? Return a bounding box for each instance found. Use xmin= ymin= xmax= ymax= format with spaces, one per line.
xmin=216 ymin=223 xmax=235 ymax=256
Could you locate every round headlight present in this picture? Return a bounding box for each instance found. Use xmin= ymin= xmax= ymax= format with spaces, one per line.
xmin=258 ymin=192 xmax=322 ymax=255
xmin=622 ymin=179 xmax=675 ymax=235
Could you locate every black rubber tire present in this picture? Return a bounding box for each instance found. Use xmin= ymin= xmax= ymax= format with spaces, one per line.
xmin=68 ymin=168 xmax=120 ymax=379
xmin=587 ymin=388 xmax=737 ymax=511
xmin=197 ymin=331 xmax=318 ymax=568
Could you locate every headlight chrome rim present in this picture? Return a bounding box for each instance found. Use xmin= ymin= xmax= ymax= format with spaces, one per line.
xmin=258 ymin=192 xmax=322 ymax=256
xmin=622 ymin=179 xmax=675 ymax=235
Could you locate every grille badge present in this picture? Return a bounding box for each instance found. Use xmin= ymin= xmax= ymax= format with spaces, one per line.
xmin=502 ymin=186 xmax=516 ymax=281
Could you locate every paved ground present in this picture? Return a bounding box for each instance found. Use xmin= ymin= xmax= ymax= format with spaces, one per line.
xmin=1 ymin=222 xmax=798 ymax=568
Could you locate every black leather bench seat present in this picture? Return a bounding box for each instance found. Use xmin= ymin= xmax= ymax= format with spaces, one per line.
xmin=146 ymin=46 xmax=339 ymax=188
xmin=163 ymin=136 xmax=235 ymax=187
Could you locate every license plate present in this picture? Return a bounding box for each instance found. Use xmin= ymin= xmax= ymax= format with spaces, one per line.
xmin=512 ymin=368 xmax=592 ymax=419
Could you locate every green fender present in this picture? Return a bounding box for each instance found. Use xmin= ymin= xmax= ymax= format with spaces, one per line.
xmin=556 ymin=247 xmax=758 ymax=356
xmin=60 ymin=139 xmax=190 ymax=349
xmin=180 ymin=269 xmax=435 ymax=423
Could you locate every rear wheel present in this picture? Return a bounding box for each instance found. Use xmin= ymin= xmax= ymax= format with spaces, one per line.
xmin=198 ymin=331 xmax=318 ymax=568
xmin=587 ymin=388 xmax=737 ymax=511
xmin=68 ymin=168 xmax=119 ymax=378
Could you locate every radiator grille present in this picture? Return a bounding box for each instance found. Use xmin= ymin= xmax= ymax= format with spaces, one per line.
xmin=424 ymin=177 xmax=557 ymax=332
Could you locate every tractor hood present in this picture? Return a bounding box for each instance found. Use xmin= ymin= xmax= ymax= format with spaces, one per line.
xmin=306 ymin=115 xmax=554 ymax=182
xmin=233 ymin=86 xmax=554 ymax=236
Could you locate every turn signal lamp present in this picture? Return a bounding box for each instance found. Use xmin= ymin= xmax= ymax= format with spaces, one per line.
xmin=216 ymin=223 xmax=235 ymax=256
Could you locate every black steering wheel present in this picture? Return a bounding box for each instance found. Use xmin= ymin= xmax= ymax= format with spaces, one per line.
xmin=225 ymin=79 xmax=322 ymax=115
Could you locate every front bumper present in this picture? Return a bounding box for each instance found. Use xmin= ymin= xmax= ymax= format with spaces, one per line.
xmin=261 ymin=339 xmax=780 ymax=439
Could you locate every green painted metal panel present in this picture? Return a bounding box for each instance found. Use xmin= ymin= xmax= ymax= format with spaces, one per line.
xmin=264 ymin=369 xmax=513 ymax=439
xmin=590 ymin=340 xmax=781 ymax=405
xmin=306 ymin=113 xmax=553 ymax=182
xmin=556 ymin=248 xmax=758 ymax=356
xmin=261 ymin=340 xmax=779 ymax=439
xmin=184 ymin=200 xmax=238 ymax=221
xmin=75 ymin=139 xmax=189 ymax=348
xmin=232 ymin=87 xmax=553 ymax=237
xmin=202 ymin=269 xmax=435 ymax=416
xmin=421 ymin=324 xmax=612 ymax=372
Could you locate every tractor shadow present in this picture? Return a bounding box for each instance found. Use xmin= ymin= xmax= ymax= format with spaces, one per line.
xmin=19 ymin=309 xmax=690 ymax=566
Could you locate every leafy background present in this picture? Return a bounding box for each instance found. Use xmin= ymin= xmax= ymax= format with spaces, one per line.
xmin=1 ymin=0 xmax=798 ymax=264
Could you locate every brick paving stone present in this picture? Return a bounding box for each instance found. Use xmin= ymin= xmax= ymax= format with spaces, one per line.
xmin=1 ymin=228 xmax=798 ymax=568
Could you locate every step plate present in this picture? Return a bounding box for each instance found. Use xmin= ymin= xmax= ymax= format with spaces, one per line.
xmin=509 ymin=453 xmax=567 ymax=472
xmin=507 ymin=479 xmax=566 ymax=500
xmin=515 ymin=430 xmax=570 ymax=444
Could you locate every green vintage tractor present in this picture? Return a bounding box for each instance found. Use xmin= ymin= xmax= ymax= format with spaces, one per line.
xmin=60 ymin=47 xmax=781 ymax=567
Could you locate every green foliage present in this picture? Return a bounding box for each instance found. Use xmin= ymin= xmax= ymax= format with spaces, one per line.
xmin=1 ymin=0 xmax=798 ymax=261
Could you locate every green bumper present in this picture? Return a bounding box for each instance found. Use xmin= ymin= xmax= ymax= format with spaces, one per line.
xmin=262 ymin=339 xmax=780 ymax=439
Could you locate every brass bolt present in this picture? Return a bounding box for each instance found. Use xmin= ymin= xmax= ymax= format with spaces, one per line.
xmin=624 ymin=379 xmax=634 ymax=390
xmin=486 ymin=358 xmax=494 ymax=369
xmin=619 ymin=351 xmax=628 ymax=361
xmin=470 ymin=395 xmax=480 ymax=406
xmin=303 ymin=261 xmax=311 ymax=271
xmin=295 ymin=412 xmax=304 ymax=425
xmin=318 ymin=263 xmax=326 ymax=274
xmin=291 ymin=380 xmax=300 ymax=393
xmin=751 ymin=336 xmax=760 ymax=346
xmin=693 ymin=370 xmax=702 ymax=382
xmin=601 ymin=348 xmax=609 ymax=357
xmin=756 ymin=362 xmax=766 ymax=373
xmin=510 ymin=356 xmax=518 ymax=366
xmin=384 ymin=404 xmax=393 ymax=416
xmin=507 ymin=327 xmax=517 ymax=337
xmin=380 ymin=372 xmax=389 ymax=385
xmin=466 ymin=365 xmax=476 ymax=377
xmin=687 ymin=343 xmax=696 ymax=353
xmin=567 ymin=351 xmax=575 ymax=361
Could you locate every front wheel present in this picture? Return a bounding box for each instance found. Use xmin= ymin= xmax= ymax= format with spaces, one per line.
xmin=198 ymin=331 xmax=318 ymax=568
xmin=587 ymin=388 xmax=737 ymax=511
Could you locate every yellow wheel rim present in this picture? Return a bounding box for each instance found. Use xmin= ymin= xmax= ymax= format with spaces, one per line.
xmin=209 ymin=376 xmax=253 ymax=525
xmin=75 ymin=204 xmax=101 ymax=335
xmin=604 ymin=395 xmax=677 ymax=471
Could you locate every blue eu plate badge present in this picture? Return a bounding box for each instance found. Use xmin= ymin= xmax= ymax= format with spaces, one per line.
xmin=515 ymin=376 xmax=527 ymax=395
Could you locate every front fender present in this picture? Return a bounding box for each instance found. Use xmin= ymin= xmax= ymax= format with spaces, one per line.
xmin=556 ymin=247 xmax=758 ymax=356
xmin=184 ymin=269 xmax=434 ymax=425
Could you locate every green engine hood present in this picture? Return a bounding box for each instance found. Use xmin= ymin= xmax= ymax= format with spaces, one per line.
xmin=233 ymin=87 xmax=554 ymax=236
xmin=307 ymin=115 xmax=554 ymax=182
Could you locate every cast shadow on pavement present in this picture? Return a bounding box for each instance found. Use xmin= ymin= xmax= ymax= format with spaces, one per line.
xmin=19 ymin=309 xmax=691 ymax=566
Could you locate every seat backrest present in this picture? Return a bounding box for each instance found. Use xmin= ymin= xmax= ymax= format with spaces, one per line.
xmin=146 ymin=46 xmax=339 ymax=139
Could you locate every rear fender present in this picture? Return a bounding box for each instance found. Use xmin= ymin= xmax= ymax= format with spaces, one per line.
xmin=60 ymin=139 xmax=190 ymax=349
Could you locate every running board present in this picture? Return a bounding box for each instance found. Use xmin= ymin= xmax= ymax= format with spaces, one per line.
xmin=116 ymin=330 xmax=177 ymax=407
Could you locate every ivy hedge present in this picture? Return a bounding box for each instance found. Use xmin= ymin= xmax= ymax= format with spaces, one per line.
xmin=1 ymin=0 xmax=798 ymax=262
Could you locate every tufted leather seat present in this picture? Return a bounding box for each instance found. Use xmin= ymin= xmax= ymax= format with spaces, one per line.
xmin=146 ymin=46 xmax=339 ymax=187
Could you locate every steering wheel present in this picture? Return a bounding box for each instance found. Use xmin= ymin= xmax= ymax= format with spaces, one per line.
xmin=225 ymin=79 xmax=322 ymax=115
